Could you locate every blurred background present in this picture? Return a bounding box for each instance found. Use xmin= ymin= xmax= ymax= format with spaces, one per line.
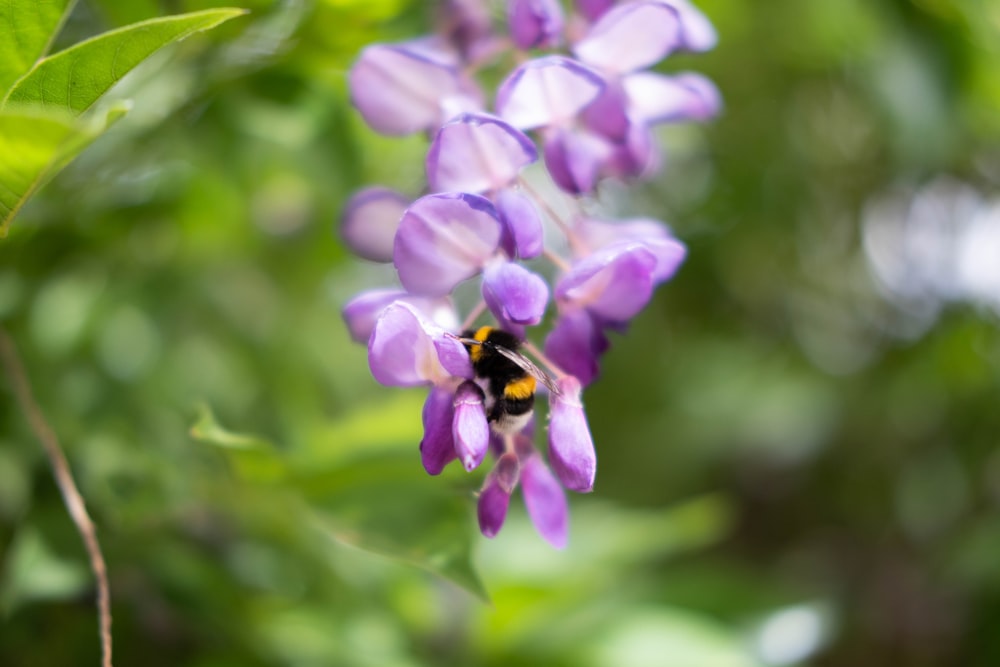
xmin=2 ymin=0 xmax=1000 ymax=665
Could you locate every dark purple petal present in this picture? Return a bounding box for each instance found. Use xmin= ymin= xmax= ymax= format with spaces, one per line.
xmin=509 ymin=0 xmax=565 ymax=49
xmin=496 ymin=56 xmax=605 ymax=130
xmin=340 ymin=187 xmax=409 ymax=262
xmin=573 ymin=1 xmax=682 ymax=74
xmin=343 ymin=289 xmax=459 ymax=345
xmin=348 ymin=43 xmax=482 ymax=135
xmin=420 ymin=387 xmax=458 ymax=475
xmin=521 ymin=455 xmax=568 ymax=548
xmin=368 ymin=302 xmax=448 ymax=387
xmin=543 ymin=128 xmax=611 ymax=195
xmin=556 ymin=242 xmax=658 ymax=322
xmin=453 ymin=381 xmax=490 ymax=471
xmin=659 ymin=0 xmax=718 ymax=52
xmin=575 ymin=217 xmax=687 ymax=282
xmin=427 ymin=113 xmax=538 ymax=194
xmin=477 ymin=475 xmax=511 ymax=538
xmin=543 ymin=309 xmax=608 ymax=386
xmin=576 ymin=0 xmax=615 ymax=22
xmin=496 ymin=189 xmax=544 ymax=259
xmin=580 ymin=80 xmax=630 ymax=142
xmin=482 ymin=260 xmax=550 ymax=327
xmin=603 ymin=120 xmax=658 ymax=181
xmin=394 ymin=193 xmax=502 ymax=296
xmin=548 ymin=376 xmax=596 ymax=492
xmin=495 ymin=451 xmax=521 ymax=494
xmin=439 ymin=0 xmax=495 ymax=60
xmin=623 ymin=71 xmax=721 ymax=124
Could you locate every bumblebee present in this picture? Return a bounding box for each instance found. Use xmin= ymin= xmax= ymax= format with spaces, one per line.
xmin=458 ymin=326 xmax=559 ymax=434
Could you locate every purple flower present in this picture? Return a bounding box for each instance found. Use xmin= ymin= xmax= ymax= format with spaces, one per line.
xmin=426 ymin=113 xmax=538 ymax=194
xmin=453 ymin=380 xmax=490 ymax=471
xmin=548 ymin=376 xmax=596 ymax=492
xmin=496 ymin=56 xmax=605 ymax=130
xmin=508 ymin=0 xmax=565 ymax=50
xmin=340 ymin=187 xmax=409 ymax=263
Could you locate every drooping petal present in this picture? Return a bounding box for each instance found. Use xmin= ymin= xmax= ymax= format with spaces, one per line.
xmin=623 ymin=71 xmax=721 ymax=124
xmin=368 ymin=302 xmax=446 ymax=387
xmin=573 ymin=1 xmax=682 ymax=74
xmin=547 ymin=376 xmax=596 ymax=492
xmin=477 ymin=475 xmax=511 ymax=538
xmin=508 ymin=0 xmax=565 ymax=50
xmin=543 ymin=309 xmax=608 ymax=386
xmin=496 ymin=56 xmax=605 ymax=130
xmin=482 ymin=260 xmax=550 ymax=327
xmin=521 ymin=455 xmax=568 ymax=548
xmin=348 ymin=43 xmax=483 ymax=136
xmin=340 ymin=187 xmax=409 ymax=262
xmin=496 ymin=189 xmax=544 ymax=259
xmin=580 ymin=80 xmax=630 ymax=142
xmin=420 ymin=386 xmax=458 ymax=475
xmin=543 ymin=127 xmax=611 ymax=195
xmin=495 ymin=451 xmax=521 ymax=494
xmin=394 ymin=192 xmax=502 ymax=296
xmin=602 ymin=120 xmax=658 ymax=182
xmin=343 ymin=289 xmax=459 ymax=345
xmin=453 ymin=381 xmax=490 ymax=471
xmin=575 ymin=217 xmax=687 ymax=282
xmin=439 ymin=0 xmax=496 ymax=61
xmin=427 ymin=113 xmax=538 ymax=194
xmin=556 ymin=242 xmax=658 ymax=322
xmin=656 ymin=0 xmax=717 ymax=52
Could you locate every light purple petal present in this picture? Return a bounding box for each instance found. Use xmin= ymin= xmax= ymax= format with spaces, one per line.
xmin=509 ymin=0 xmax=565 ymax=49
xmin=477 ymin=475 xmax=511 ymax=538
xmin=543 ymin=128 xmax=611 ymax=195
xmin=496 ymin=189 xmax=544 ymax=259
xmin=368 ymin=302 xmax=449 ymax=387
xmin=482 ymin=260 xmax=550 ymax=327
xmin=349 ymin=43 xmax=482 ymax=136
xmin=573 ymin=1 xmax=682 ymax=74
xmin=657 ymin=0 xmax=718 ymax=51
xmin=543 ymin=309 xmax=608 ymax=386
xmin=420 ymin=387 xmax=458 ymax=475
xmin=556 ymin=242 xmax=658 ymax=322
xmin=427 ymin=113 xmax=538 ymax=194
xmin=581 ymin=80 xmax=630 ymax=141
xmin=575 ymin=217 xmax=687 ymax=282
xmin=496 ymin=56 xmax=605 ymax=130
xmin=343 ymin=290 xmax=461 ymax=346
xmin=394 ymin=192 xmax=502 ymax=296
xmin=521 ymin=455 xmax=568 ymax=548
xmin=548 ymin=376 xmax=596 ymax=492
xmin=340 ymin=187 xmax=409 ymax=262
xmin=453 ymin=381 xmax=490 ymax=471
xmin=623 ymin=71 xmax=721 ymax=124
xmin=576 ymin=0 xmax=615 ymax=22
xmin=603 ymin=120 xmax=658 ymax=181
xmin=495 ymin=451 xmax=521 ymax=494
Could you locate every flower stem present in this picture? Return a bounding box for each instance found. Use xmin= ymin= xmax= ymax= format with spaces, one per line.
xmin=0 ymin=326 xmax=113 ymax=667
xmin=461 ymin=299 xmax=489 ymax=331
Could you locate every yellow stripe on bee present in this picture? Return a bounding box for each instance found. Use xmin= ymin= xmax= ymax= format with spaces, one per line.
xmin=469 ymin=326 xmax=493 ymax=363
xmin=504 ymin=375 xmax=536 ymax=400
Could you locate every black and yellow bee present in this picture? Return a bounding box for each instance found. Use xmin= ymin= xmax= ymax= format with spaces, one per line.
xmin=458 ymin=326 xmax=560 ymax=434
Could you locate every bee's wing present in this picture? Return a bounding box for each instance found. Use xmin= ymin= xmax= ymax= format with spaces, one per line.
xmin=492 ymin=345 xmax=561 ymax=396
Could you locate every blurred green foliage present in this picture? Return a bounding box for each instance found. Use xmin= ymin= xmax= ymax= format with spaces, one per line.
xmin=2 ymin=0 xmax=1000 ymax=666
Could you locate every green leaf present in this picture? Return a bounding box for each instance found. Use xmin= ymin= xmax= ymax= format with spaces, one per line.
xmin=190 ymin=404 xmax=288 ymax=484
xmin=2 ymin=8 xmax=247 ymax=115
xmin=299 ymin=454 xmax=488 ymax=602
xmin=0 ymin=0 xmax=76 ymax=93
xmin=0 ymin=104 xmax=125 ymax=237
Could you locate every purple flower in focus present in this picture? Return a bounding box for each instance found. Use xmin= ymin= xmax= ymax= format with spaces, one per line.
xmin=340 ymin=0 xmax=716 ymax=546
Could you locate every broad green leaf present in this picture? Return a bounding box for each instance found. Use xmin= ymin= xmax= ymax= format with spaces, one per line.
xmin=2 ymin=8 xmax=247 ymax=114
xmin=190 ymin=405 xmax=288 ymax=484
xmin=0 ymin=0 xmax=76 ymax=93
xmin=0 ymin=104 xmax=125 ymax=237
xmin=299 ymin=454 xmax=488 ymax=602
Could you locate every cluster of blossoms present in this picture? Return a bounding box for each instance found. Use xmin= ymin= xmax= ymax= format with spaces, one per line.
xmin=340 ymin=0 xmax=719 ymax=547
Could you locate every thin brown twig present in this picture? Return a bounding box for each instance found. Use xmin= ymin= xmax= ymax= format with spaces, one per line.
xmin=0 ymin=325 xmax=113 ymax=667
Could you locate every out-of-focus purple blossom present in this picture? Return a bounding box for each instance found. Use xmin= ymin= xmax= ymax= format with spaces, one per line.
xmin=438 ymin=0 xmax=496 ymax=61
xmin=496 ymin=189 xmax=544 ymax=259
xmin=349 ymin=42 xmax=482 ymax=136
xmin=624 ymin=71 xmax=722 ymax=123
xmin=548 ymin=376 xmax=596 ymax=492
xmin=655 ymin=0 xmax=718 ymax=52
xmin=543 ymin=309 xmax=608 ymax=386
xmin=496 ymin=56 xmax=605 ymax=130
xmin=542 ymin=127 xmax=611 ymax=194
xmin=509 ymin=0 xmax=565 ymax=50
xmin=575 ymin=217 xmax=688 ymax=282
xmin=342 ymin=289 xmax=459 ymax=345
xmin=521 ymin=453 xmax=569 ymax=548
xmin=427 ymin=113 xmax=538 ymax=194
xmin=477 ymin=473 xmax=512 ymax=537
xmin=340 ymin=187 xmax=409 ymax=262
xmin=393 ymin=192 xmax=503 ymax=296
xmin=575 ymin=0 xmax=615 ymax=22
xmin=453 ymin=380 xmax=490 ymax=471
xmin=556 ymin=242 xmax=659 ymax=323
xmin=573 ymin=1 xmax=682 ymax=74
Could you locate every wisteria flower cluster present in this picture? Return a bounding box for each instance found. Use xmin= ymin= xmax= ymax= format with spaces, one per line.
xmin=341 ymin=0 xmax=719 ymax=548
